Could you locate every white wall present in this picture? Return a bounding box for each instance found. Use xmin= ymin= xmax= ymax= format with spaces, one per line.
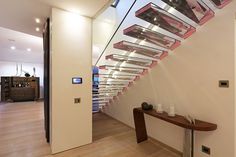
xmin=103 ymin=2 xmax=235 ymax=157
xmin=50 ymin=8 xmax=92 ymax=154
xmin=234 ymin=16 xmax=236 ymax=157
xmin=0 ymin=61 xmax=44 ymax=100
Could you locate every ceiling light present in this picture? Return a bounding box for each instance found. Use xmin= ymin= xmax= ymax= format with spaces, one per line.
xmin=36 ymin=27 xmax=40 ymax=32
xmin=27 ymin=48 xmax=31 ymax=52
xmin=35 ymin=18 xmax=41 ymax=23
xmin=11 ymin=46 xmax=16 ymax=50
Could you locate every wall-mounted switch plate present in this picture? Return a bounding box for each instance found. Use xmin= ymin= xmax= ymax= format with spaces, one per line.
xmin=219 ymin=80 xmax=229 ymax=88
xmin=202 ymin=145 xmax=210 ymax=155
xmin=74 ymin=98 xmax=81 ymax=104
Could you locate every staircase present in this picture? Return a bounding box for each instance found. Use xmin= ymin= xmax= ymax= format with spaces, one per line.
xmin=92 ymin=0 xmax=231 ymax=110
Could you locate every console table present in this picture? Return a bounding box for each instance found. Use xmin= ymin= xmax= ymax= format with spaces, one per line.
xmin=133 ymin=107 xmax=217 ymax=157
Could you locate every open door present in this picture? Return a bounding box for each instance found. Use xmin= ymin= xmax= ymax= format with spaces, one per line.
xmin=43 ymin=18 xmax=50 ymax=143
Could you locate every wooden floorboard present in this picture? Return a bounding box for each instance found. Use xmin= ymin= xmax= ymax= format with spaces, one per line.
xmin=0 ymin=101 xmax=181 ymax=157
xmin=0 ymin=101 xmax=51 ymax=157
xmin=47 ymin=113 xmax=181 ymax=157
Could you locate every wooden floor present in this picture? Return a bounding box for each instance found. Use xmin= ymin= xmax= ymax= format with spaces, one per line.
xmin=0 ymin=101 xmax=181 ymax=157
xmin=48 ymin=113 xmax=181 ymax=157
xmin=0 ymin=101 xmax=51 ymax=157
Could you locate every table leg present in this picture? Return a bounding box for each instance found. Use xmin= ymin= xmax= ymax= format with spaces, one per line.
xmin=183 ymin=129 xmax=194 ymax=157
xmin=191 ymin=130 xmax=194 ymax=157
xmin=133 ymin=108 xmax=148 ymax=143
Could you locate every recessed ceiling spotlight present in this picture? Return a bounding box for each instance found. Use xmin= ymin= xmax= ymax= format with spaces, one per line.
xmin=36 ymin=27 xmax=40 ymax=32
xmin=35 ymin=18 xmax=41 ymax=23
xmin=11 ymin=46 xmax=16 ymax=50
xmin=27 ymin=48 xmax=31 ymax=52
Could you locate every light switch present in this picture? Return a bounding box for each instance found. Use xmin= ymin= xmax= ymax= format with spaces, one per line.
xmin=74 ymin=98 xmax=81 ymax=104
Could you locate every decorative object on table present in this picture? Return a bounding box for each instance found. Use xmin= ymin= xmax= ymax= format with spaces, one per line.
xmin=19 ymin=64 xmax=31 ymax=77
xmin=141 ymin=102 xmax=149 ymax=110
xmin=19 ymin=64 xmax=23 ymax=76
xmin=32 ymin=67 xmax=36 ymax=77
xmin=15 ymin=63 xmax=19 ymax=76
xmin=168 ymin=105 xmax=176 ymax=117
xmin=155 ymin=103 xmax=164 ymax=113
xmin=185 ymin=115 xmax=196 ymax=125
xmin=141 ymin=102 xmax=153 ymax=110
xmin=25 ymin=73 xmax=30 ymax=77
xmin=148 ymin=104 xmax=153 ymax=110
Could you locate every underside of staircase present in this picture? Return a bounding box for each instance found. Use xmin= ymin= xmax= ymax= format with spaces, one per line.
xmin=92 ymin=0 xmax=231 ymax=110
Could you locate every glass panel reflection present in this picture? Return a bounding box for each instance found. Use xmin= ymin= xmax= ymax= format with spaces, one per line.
xmin=161 ymin=0 xmax=214 ymax=25
xmin=209 ymin=0 xmax=231 ymax=8
xmin=106 ymin=54 xmax=156 ymax=67
xmin=124 ymin=24 xmax=180 ymax=50
xmin=136 ymin=3 xmax=196 ymax=38
xmin=114 ymin=40 xmax=166 ymax=58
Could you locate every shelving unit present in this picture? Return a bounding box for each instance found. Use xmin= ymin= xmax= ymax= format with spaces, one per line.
xmin=1 ymin=77 xmax=11 ymax=101
xmin=1 ymin=77 xmax=40 ymax=102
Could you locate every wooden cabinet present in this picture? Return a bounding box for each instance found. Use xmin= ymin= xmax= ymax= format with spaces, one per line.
xmin=1 ymin=77 xmax=40 ymax=102
xmin=1 ymin=77 xmax=11 ymax=101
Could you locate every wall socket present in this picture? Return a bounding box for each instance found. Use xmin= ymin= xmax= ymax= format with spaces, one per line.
xmin=74 ymin=98 xmax=81 ymax=104
xmin=219 ymin=80 xmax=229 ymax=88
xmin=202 ymin=145 xmax=211 ymax=155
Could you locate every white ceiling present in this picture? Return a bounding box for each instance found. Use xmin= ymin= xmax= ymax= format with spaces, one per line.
xmin=0 ymin=0 xmax=111 ymax=37
xmin=0 ymin=0 xmax=111 ymax=64
xmin=0 ymin=27 xmax=43 ymax=64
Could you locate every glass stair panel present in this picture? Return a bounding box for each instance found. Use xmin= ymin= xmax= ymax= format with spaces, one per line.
xmin=98 ymin=83 xmax=128 ymax=87
xmin=93 ymin=90 xmax=121 ymax=95
xmin=98 ymin=73 xmax=138 ymax=77
xmin=101 ymin=68 xmax=142 ymax=74
xmin=100 ymin=76 xmax=134 ymax=81
xmin=93 ymin=97 xmax=113 ymax=101
xmin=113 ymin=40 xmax=167 ymax=58
xmin=99 ymin=65 xmax=146 ymax=74
xmin=93 ymin=91 xmax=120 ymax=95
xmin=209 ymin=0 xmax=231 ymax=8
xmin=161 ymin=0 xmax=214 ymax=25
xmin=106 ymin=54 xmax=157 ymax=67
xmin=93 ymin=100 xmax=110 ymax=104
xmin=99 ymin=80 xmax=131 ymax=83
xmin=123 ymin=24 xmax=180 ymax=50
xmin=135 ymin=3 xmax=196 ymax=39
xmin=99 ymin=65 xmax=147 ymax=70
xmin=94 ymin=86 xmax=125 ymax=89
xmin=93 ymin=93 xmax=117 ymax=97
